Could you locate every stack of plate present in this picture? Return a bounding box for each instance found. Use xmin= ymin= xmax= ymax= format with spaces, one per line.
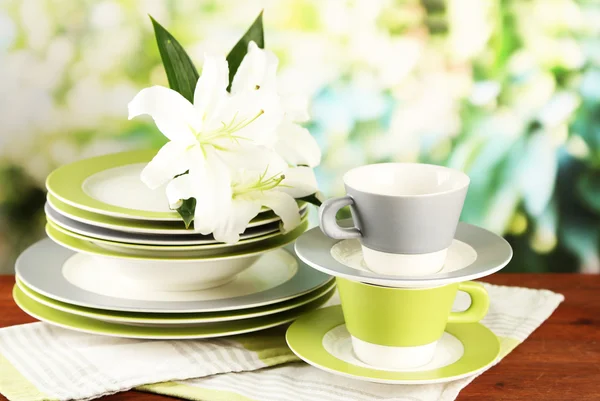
xmin=14 ymin=150 xmax=334 ymax=339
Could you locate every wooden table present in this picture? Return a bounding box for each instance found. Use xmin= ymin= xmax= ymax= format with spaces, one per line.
xmin=1 ymin=274 xmax=598 ymax=401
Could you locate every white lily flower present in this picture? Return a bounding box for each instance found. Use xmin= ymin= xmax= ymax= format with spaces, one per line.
xmin=231 ymin=41 xmax=279 ymax=93
xmin=166 ymin=149 xmax=318 ymax=243
xmin=128 ymin=53 xmax=283 ymax=190
xmin=233 ymin=41 xmax=321 ymax=168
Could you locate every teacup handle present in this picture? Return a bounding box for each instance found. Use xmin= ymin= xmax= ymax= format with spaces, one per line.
xmin=448 ymin=281 xmax=490 ymax=323
xmin=319 ymin=196 xmax=362 ymax=239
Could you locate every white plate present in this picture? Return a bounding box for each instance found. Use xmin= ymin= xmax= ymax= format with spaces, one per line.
xmin=16 ymin=239 xmax=333 ymax=313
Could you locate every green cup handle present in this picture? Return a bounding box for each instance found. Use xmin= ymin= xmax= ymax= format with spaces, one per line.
xmin=447 ymin=281 xmax=489 ymax=323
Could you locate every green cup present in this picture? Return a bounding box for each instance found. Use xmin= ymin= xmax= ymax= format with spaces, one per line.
xmin=336 ymin=277 xmax=489 ymax=369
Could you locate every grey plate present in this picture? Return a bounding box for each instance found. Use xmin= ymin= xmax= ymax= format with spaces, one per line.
xmin=45 ymin=203 xmax=297 ymax=246
xmin=295 ymin=221 xmax=512 ymax=287
xmin=16 ymin=239 xmax=333 ymax=313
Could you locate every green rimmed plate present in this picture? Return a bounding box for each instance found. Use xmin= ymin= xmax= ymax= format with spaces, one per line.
xmin=286 ymin=306 xmax=500 ymax=384
xmin=47 ymin=194 xmax=304 ymax=234
xmin=13 ymin=285 xmax=335 ymax=339
xmin=46 ymin=209 xmax=307 ymax=255
xmin=46 ymin=150 xmax=181 ymax=220
xmin=46 ymin=218 xmax=309 ymax=261
xmin=46 ymin=150 xmax=305 ymax=222
xmin=45 ymin=202 xmax=286 ymax=246
xmin=16 ymin=278 xmax=336 ymax=325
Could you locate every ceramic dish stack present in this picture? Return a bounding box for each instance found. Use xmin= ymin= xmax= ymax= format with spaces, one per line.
xmin=288 ymin=163 xmax=514 ymax=385
xmin=13 ymin=150 xmax=334 ymax=339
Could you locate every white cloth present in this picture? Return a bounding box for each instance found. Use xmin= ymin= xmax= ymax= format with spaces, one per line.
xmin=142 ymin=283 xmax=565 ymax=401
xmin=0 ymin=282 xmax=564 ymax=401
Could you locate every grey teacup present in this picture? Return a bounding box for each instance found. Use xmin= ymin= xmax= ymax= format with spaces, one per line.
xmin=319 ymin=163 xmax=469 ymax=276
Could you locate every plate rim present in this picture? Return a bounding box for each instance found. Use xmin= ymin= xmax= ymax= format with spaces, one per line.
xmin=294 ymin=221 xmax=513 ymax=287
xmin=285 ymin=305 xmax=500 ymax=384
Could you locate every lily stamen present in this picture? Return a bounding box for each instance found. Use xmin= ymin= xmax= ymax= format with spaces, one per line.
xmin=194 ymin=109 xmax=265 ymax=147
xmin=233 ymin=170 xmax=286 ymax=197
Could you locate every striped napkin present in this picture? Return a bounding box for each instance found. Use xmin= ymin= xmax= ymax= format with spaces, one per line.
xmin=0 ymin=283 xmax=563 ymax=401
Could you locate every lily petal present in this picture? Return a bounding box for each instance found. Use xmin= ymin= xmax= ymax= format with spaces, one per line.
xmin=221 ymin=146 xmax=287 ymax=177
xmin=281 ymin=94 xmax=310 ymax=122
xmin=128 ymin=86 xmax=200 ymax=142
xmin=194 ymin=54 xmax=229 ymax=123
xmin=140 ymin=142 xmax=195 ymax=189
xmin=213 ymin=197 xmax=263 ymax=244
xmin=275 ymin=120 xmax=321 ymax=167
xmin=213 ymin=89 xmax=283 ymax=148
xmin=165 ymin=172 xmax=196 ymax=209
xmin=260 ymin=191 xmax=301 ymax=233
xmin=279 ymin=166 xmax=319 ymax=198
xmin=191 ymin=148 xmax=233 ymax=235
xmin=231 ymin=41 xmax=278 ymax=94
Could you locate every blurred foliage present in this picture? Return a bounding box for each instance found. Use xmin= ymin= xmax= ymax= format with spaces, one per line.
xmin=1 ymin=0 xmax=599 ymax=273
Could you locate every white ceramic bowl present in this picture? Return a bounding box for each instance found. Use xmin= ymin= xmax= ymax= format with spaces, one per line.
xmin=92 ymin=253 xmax=262 ymax=291
xmin=47 ymin=217 xmax=310 ymax=292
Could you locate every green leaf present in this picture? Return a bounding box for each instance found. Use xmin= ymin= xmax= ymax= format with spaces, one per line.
xmin=298 ymin=192 xmax=323 ymax=207
xmin=149 ymin=17 xmax=199 ymax=228
xmin=150 ymin=15 xmax=199 ymax=103
xmin=176 ymin=198 xmax=197 ymax=229
xmin=577 ymin=171 xmax=600 ymax=213
xmin=226 ymin=10 xmax=264 ymax=91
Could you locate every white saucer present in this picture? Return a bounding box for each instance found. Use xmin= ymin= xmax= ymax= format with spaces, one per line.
xmin=295 ymin=221 xmax=512 ymax=287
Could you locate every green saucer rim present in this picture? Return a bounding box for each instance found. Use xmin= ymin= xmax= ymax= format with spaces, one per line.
xmin=286 ymin=305 xmax=500 ymax=383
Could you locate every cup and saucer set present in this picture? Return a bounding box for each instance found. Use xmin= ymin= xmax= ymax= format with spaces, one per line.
xmin=287 ymin=163 xmax=513 ymax=384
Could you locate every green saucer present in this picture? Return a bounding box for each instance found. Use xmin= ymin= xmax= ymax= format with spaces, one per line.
xmin=286 ymin=305 xmax=500 ymax=384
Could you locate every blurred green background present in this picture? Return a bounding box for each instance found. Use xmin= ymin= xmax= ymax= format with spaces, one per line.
xmin=1 ymin=0 xmax=599 ymax=274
